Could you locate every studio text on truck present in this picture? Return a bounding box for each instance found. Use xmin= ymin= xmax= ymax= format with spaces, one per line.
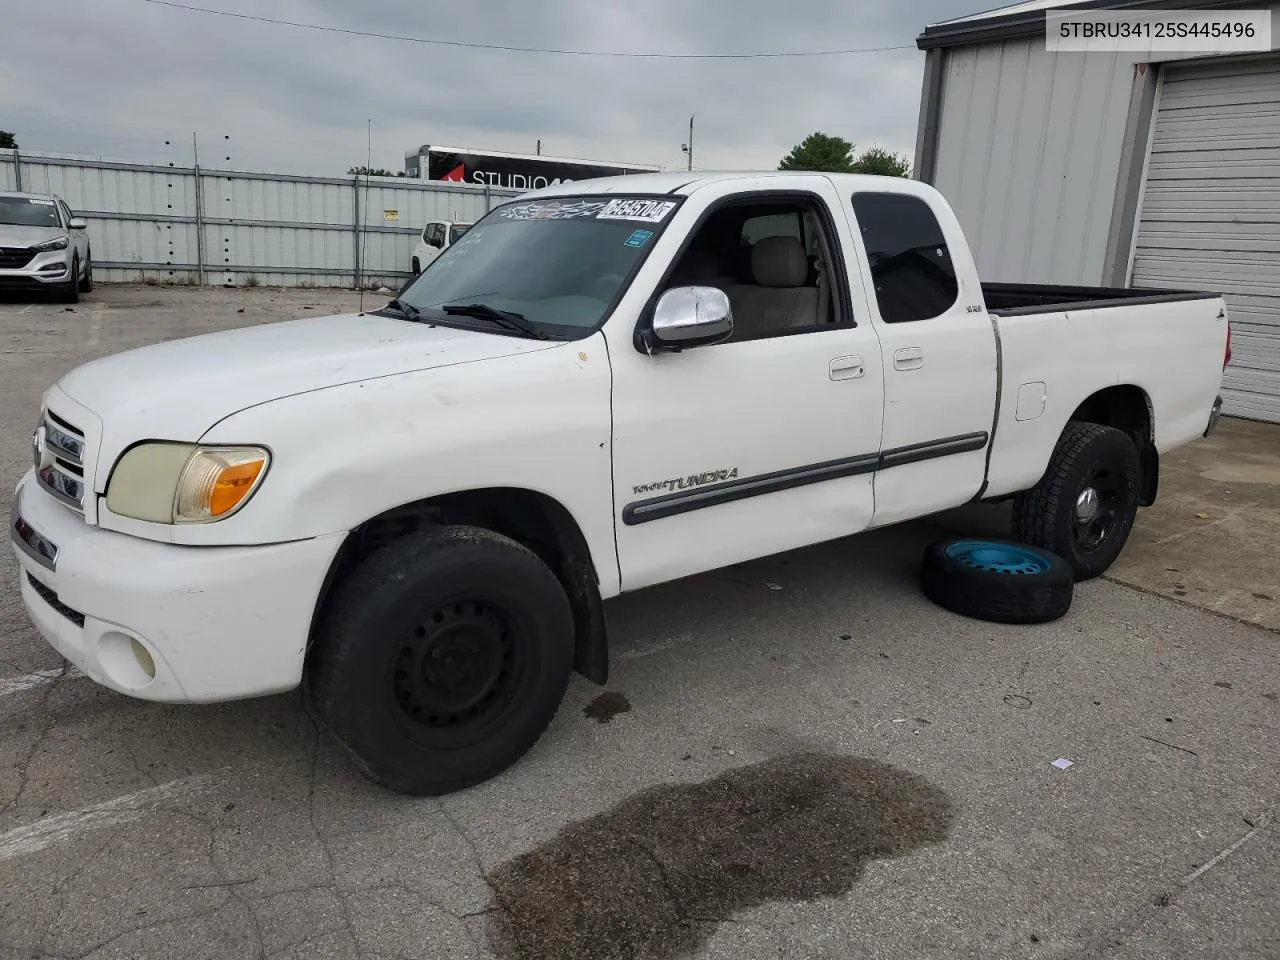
xmin=404 ymin=145 xmax=660 ymax=190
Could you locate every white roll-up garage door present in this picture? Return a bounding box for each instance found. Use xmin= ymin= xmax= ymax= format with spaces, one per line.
xmin=1131 ymin=56 xmax=1280 ymax=423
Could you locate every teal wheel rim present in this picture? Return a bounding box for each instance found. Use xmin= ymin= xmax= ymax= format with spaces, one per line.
xmin=945 ymin=540 xmax=1051 ymax=576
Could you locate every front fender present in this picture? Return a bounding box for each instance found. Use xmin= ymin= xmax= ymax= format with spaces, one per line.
xmin=185 ymin=336 xmax=620 ymax=593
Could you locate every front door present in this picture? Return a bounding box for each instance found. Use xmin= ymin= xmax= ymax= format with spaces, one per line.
xmin=606 ymin=179 xmax=886 ymax=592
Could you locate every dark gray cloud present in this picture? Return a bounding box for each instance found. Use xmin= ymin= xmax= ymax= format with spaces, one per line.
xmin=1 ymin=0 xmax=974 ymax=177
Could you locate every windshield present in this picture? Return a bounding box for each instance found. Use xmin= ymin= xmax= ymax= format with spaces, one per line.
xmin=398 ymin=195 xmax=681 ymax=336
xmin=0 ymin=196 xmax=61 ymax=228
xmin=449 ymin=223 xmax=471 ymax=244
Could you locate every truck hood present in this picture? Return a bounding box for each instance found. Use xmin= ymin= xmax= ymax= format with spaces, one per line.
xmin=51 ymin=312 xmax=558 ymax=484
xmin=0 ymin=225 xmax=65 ymax=248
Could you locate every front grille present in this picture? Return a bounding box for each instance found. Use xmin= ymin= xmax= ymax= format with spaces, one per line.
xmin=0 ymin=247 xmax=34 ymax=269
xmin=36 ymin=409 xmax=87 ymax=514
xmin=27 ymin=573 xmax=86 ymax=628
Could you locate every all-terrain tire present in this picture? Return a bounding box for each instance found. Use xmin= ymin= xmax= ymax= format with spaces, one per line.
xmin=304 ymin=525 xmax=575 ymax=796
xmin=921 ymin=537 xmax=1074 ymax=624
xmin=1012 ymin=422 xmax=1140 ymax=581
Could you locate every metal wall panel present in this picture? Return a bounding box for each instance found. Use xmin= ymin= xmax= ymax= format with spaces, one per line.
xmin=1131 ymin=56 xmax=1280 ymax=422
xmin=926 ymin=4 xmax=1280 ymax=288
xmin=0 ymin=152 xmax=17 ymax=191
xmin=0 ymin=151 xmax=520 ymax=287
xmin=932 ymin=39 xmax=1134 ymax=285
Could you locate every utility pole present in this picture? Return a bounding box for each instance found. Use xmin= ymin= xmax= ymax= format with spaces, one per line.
xmin=536 ymin=139 xmax=542 ymax=156
xmin=681 ymin=115 xmax=694 ymax=171
xmin=192 ymin=132 xmax=205 ymax=286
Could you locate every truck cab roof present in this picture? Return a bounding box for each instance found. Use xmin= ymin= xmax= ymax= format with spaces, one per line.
xmin=516 ymin=170 xmax=941 ymax=201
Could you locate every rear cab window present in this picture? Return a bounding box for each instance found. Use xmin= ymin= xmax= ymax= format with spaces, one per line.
xmin=850 ymin=192 xmax=959 ymax=323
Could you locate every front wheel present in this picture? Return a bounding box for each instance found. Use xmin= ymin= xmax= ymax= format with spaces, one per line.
xmin=79 ymin=249 xmax=93 ymax=293
xmin=1012 ymin=422 xmax=1140 ymax=581
xmin=304 ymin=525 xmax=575 ymax=795
xmin=59 ymin=255 xmax=81 ymax=304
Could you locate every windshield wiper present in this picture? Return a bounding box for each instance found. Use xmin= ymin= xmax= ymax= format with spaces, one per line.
xmin=441 ymin=303 xmax=552 ymax=340
xmin=383 ymin=298 xmax=425 ymax=321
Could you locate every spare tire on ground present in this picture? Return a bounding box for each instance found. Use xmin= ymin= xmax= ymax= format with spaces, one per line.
xmin=920 ymin=537 xmax=1074 ymax=624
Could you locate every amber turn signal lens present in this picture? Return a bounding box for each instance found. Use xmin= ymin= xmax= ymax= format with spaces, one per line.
xmin=209 ymin=459 xmax=265 ymax=516
xmin=173 ymin=447 xmax=270 ymax=522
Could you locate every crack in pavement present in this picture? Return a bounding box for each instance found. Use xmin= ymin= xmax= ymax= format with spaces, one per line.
xmin=437 ymin=800 xmax=524 ymax=960
xmin=36 ymin=835 xmax=116 ymax=958
xmin=303 ymin=721 xmax=364 ymax=959
xmin=1062 ymin=806 xmax=1278 ymax=959
xmin=1 ymin=660 xmax=73 ymax=819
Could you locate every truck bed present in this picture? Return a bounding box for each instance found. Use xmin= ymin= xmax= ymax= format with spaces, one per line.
xmin=983 ymin=282 xmax=1222 ymax=317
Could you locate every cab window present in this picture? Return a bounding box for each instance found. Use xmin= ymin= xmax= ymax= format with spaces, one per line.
xmin=850 ymin=192 xmax=959 ymax=323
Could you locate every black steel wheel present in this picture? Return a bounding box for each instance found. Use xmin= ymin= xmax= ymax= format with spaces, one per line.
xmin=390 ymin=598 xmax=525 ymax=748
xmin=305 ymin=525 xmax=575 ymax=795
xmin=1012 ymin=422 xmax=1140 ymax=581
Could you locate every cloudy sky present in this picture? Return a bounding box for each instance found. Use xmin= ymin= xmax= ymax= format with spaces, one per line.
xmin=2 ymin=0 xmax=986 ymax=177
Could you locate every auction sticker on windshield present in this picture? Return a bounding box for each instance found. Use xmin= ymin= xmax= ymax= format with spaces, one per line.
xmin=597 ymin=198 xmax=677 ymax=222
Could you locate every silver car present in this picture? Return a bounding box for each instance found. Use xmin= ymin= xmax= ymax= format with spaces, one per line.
xmin=0 ymin=191 xmax=92 ymax=303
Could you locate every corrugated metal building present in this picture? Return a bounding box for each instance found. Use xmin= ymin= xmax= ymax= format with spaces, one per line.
xmin=913 ymin=0 xmax=1280 ymax=422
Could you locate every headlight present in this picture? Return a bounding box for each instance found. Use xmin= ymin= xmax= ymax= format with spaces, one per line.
xmin=105 ymin=442 xmax=270 ymax=524
xmin=32 ymin=236 xmax=69 ymax=252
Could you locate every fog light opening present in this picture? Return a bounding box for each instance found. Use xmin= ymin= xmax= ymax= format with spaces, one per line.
xmin=97 ymin=631 xmax=159 ymax=688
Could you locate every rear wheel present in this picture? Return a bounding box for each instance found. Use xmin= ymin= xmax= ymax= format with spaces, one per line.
xmin=304 ymin=525 xmax=575 ymax=796
xmin=1012 ymin=422 xmax=1140 ymax=581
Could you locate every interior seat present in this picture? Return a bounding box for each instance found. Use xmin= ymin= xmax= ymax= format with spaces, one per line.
xmin=668 ymin=249 xmax=736 ymax=292
xmin=724 ymin=236 xmax=821 ymax=340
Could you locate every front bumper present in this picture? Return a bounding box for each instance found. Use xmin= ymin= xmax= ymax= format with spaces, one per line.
xmin=1204 ymin=395 xmax=1224 ymax=437
xmin=0 ymin=250 xmax=72 ymax=289
xmin=10 ymin=472 xmax=346 ymax=703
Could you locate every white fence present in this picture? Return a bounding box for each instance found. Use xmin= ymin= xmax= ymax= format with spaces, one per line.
xmin=0 ymin=149 xmax=522 ymax=288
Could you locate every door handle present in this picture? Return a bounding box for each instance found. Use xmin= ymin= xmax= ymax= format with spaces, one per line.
xmin=829 ymin=355 xmax=865 ymax=381
xmin=894 ymin=347 xmax=924 ymax=371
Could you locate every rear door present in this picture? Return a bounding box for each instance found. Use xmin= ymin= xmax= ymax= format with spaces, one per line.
xmin=841 ymin=187 xmax=998 ymax=527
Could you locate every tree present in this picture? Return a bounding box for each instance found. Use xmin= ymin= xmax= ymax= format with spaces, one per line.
xmin=0 ymin=131 xmax=17 ymax=149
xmin=348 ymin=166 xmax=403 ymax=177
xmin=850 ymin=146 xmax=911 ymax=178
xmin=778 ymin=132 xmax=855 ymax=173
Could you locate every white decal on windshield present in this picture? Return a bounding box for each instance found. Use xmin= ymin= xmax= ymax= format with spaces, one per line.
xmin=28 ymin=199 xmax=54 ymax=206
xmin=499 ymin=200 xmax=607 ymax=221
xmin=596 ymin=199 xmax=677 ymax=223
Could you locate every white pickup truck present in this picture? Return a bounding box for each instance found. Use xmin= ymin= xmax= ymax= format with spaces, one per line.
xmin=12 ymin=172 xmax=1228 ymax=795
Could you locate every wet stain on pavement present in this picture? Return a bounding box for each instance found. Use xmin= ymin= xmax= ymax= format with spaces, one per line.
xmin=583 ymin=692 xmax=631 ymax=724
xmin=485 ymin=752 xmax=954 ymax=960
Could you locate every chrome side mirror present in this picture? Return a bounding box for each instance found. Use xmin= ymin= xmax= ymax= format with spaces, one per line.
xmin=68 ymin=218 xmax=87 ymax=230
xmin=647 ymin=285 xmax=733 ymax=350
